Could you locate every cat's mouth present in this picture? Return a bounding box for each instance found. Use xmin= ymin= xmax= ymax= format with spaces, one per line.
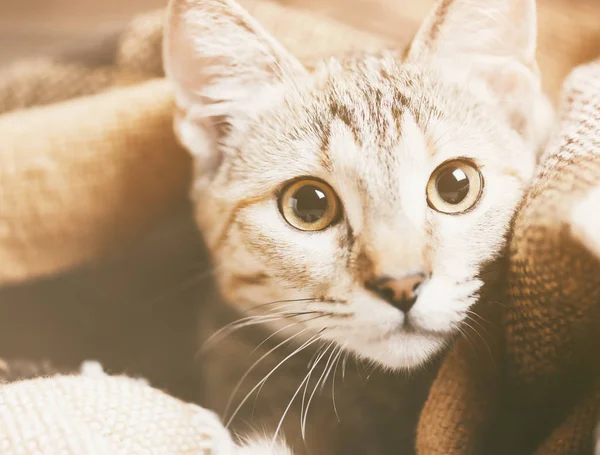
xmin=375 ymin=318 xmax=453 ymax=342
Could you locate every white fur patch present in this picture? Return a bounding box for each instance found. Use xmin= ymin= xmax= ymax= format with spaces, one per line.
xmin=236 ymin=437 xmax=294 ymax=455
xmin=79 ymin=361 xmax=106 ymax=378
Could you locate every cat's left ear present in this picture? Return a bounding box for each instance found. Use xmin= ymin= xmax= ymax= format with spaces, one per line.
xmin=407 ymin=0 xmax=551 ymax=143
xmin=163 ymin=0 xmax=307 ymax=174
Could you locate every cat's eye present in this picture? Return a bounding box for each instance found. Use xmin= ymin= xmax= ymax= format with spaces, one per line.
xmin=279 ymin=178 xmax=341 ymax=231
xmin=426 ymin=160 xmax=483 ymax=214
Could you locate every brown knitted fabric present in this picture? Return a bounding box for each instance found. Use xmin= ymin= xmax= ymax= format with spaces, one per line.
xmin=417 ymin=60 xmax=600 ymax=455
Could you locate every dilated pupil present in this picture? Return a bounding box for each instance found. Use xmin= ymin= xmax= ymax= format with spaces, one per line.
xmin=291 ymin=185 xmax=328 ymax=222
xmin=436 ymin=167 xmax=470 ymax=204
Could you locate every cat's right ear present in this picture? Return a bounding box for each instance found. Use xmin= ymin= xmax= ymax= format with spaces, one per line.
xmin=163 ymin=0 xmax=307 ymax=174
xmin=405 ymin=0 xmax=552 ymax=147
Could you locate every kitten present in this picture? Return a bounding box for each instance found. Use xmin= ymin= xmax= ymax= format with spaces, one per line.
xmin=164 ymin=0 xmax=552 ymax=453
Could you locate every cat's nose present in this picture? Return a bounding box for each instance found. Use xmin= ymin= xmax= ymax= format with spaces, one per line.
xmin=366 ymin=274 xmax=425 ymax=313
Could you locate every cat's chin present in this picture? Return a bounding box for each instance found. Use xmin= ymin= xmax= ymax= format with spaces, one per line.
xmin=349 ymin=332 xmax=448 ymax=371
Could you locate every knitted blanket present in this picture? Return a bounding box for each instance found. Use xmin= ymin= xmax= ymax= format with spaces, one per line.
xmin=1 ymin=3 xmax=600 ymax=455
xmin=0 ymin=362 xmax=238 ymax=455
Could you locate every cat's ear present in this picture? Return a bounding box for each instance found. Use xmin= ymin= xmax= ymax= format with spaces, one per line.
xmin=163 ymin=0 xmax=307 ymax=172
xmin=406 ymin=0 xmax=550 ymax=142
xmin=408 ymin=0 xmax=537 ymax=66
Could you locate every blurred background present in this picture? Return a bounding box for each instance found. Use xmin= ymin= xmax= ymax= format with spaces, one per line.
xmin=0 ymin=0 xmax=164 ymax=65
xmin=2 ymin=0 xmax=600 ymax=100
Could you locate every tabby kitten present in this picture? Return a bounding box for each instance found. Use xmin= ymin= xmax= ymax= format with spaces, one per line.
xmin=164 ymin=0 xmax=552 ymax=453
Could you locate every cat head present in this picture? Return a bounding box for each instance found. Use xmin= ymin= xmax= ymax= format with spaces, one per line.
xmin=164 ymin=0 xmax=551 ymax=369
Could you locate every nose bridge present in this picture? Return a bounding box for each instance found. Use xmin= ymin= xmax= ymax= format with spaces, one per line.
xmin=362 ymin=215 xmax=426 ymax=278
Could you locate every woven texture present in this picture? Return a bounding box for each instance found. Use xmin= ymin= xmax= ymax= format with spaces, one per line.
xmin=0 ymin=364 xmax=235 ymax=455
xmin=416 ymin=60 xmax=600 ymax=455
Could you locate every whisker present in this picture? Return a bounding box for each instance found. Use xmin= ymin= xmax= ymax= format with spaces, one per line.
xmin=223 ymin=324 xmax=308 ymax=419
xmin=250 ymin=314 xmax=326 ymax=355
xmin=226 ymin=331 xmax=324 ymax=428
xmin=202 ymin=311 xmax=325 ymax=352
xmin=300 ymin=341 xmax=335 ymax=439
xmin=462 ymin=319 xmax=495 ymax=370
xmin=319 ymin=345 xmax=340 ymax=393
xmin=454 ymin=324 xmax=477 ymax=356
xmin=275 ymin=341 xmax=333 ymax=445
xmin=487 ymin=299 xmax=515 ymax=312
xmin=354 ymin=356 xmax=365 ymax=382
xmin=331 ymin=349 xmax=343 ymax=422
xmin=245 ymin=298 xmax=319 ymax=313
xmin=465 ymin=309 xmax=491 ymax=326
xmin=300 ymin=343 xmax=332 ymax=439
xmin=341 ymin=352 xmax=349 ymax=382
xmin=306 ymin=342 xmax=327 ymax=370
xmin=201 ymin=315 xmax=288 ymax=352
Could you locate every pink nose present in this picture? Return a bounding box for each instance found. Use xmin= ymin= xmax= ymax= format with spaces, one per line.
xmin=366 ymin=274 xmax=425 ymax=313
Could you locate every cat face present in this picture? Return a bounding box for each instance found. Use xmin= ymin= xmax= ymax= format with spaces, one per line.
xmin=164 ymin=0 xmax=551 ymax=369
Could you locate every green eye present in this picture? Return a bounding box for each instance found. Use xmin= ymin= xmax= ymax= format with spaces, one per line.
xmin=427 ymin=160 xmax=483 ymax=214
xmin=279 ymin=178 xmax=341 ymax=231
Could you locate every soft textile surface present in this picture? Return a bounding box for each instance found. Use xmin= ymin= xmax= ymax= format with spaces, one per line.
xmin=0 ymin=362 xmax=235 ymax=455
xmin=0 ymin=79 xmax=191 ymax=284
xmin=417 ymin=60 xmax=600 ymax=455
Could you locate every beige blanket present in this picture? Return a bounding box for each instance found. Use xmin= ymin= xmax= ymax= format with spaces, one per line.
xmin=0 ymin=362 xmax=237 ymax=455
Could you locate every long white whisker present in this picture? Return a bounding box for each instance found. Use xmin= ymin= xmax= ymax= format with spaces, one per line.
xmin=226 ymin=331 xmax=323 ymax=428
xmin=301 ymin=342 xmax=336 ymax=438
xmin=274 ymin=341 xmax=333 ymax=446
xmin=331 ymin=349 xmax=343 ymax=422
xmin=320 ymin=345 xmax=340 ymax=393
xmin=202 ymin=315 xmax=286 ymax=352
xmin=245 ymin=297 xmax=319 ymax=313
xmin=300 ymin=343 xmax=332 ymax=439
xmin=250 ymin=315 xmax=326 ymax=356
xmin=306 ymin=342 xmax=326 ymax=370
xmin=223 ymin=323 xmax=307 ymax=418
xmin=462 ymin=319 xmax=494 ymax=366
xmin=203 ymin=311 xmax=323 ymax=351
xmin=454 ymin=324 xmax=477 ymax=357
xmin=342 ymin=352 xmax=349 ymax=382
xmin=300 ymin=343 xmax=327 ymax=426
xmin=249 ymin=321 xmax=326 ymax=412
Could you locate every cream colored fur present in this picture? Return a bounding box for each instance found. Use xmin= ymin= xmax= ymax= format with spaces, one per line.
xmin=164 ymin=0 xmax=552 ymax=451
xmin=235 ymin=437 xmax=294 ymax=455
